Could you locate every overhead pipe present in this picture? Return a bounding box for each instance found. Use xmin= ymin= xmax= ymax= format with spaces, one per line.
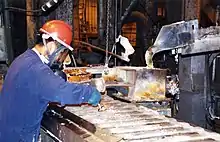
xmin=117 ymin=0 xmax=138 ymax=36
xmin=74 ymin=40 xmax=129 ymax=61
xmin=128 ymin=11 xmax=147 ymax=46
xmin=122 ymin=11 xmax=148 ymax=65
xmin=119 ymin=0 xmax=122 ymax=18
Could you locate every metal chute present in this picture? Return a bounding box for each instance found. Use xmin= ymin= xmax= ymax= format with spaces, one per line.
xmin=152 ymin=19 xmax=199 ymax=56
xmin=152 ymin=19 xmax=220 ymax=56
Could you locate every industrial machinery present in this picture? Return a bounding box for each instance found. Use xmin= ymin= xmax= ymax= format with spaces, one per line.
xmin=150 ymin=19 xmax=220 ymax=131
xmin=2 ymin=0 xmax=220 ymax=141
xmin=39 ymin=18 xmax=220 ymax=141
xmin=38 ymin=64 xmax=220 ymax=142
xmin=63 ymin=66 xmax=167 ymax=102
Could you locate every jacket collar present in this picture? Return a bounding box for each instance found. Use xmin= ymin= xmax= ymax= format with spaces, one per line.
xmin=31 ymin=48 xmax=49 ymax=64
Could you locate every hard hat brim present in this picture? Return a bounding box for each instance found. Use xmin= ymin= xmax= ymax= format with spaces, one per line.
xmin=40 ymin=28 xmax=74 ymax=51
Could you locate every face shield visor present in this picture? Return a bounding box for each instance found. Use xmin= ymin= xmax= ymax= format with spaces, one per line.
xmin=47 ymin=42 xmax=70 ymax=69
xmin=41 ymin=34 xmax=71 ymax=69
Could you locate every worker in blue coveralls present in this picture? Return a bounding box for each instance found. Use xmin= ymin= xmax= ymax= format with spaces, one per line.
xmin=0 ymin=20 xmax=102 ymax=142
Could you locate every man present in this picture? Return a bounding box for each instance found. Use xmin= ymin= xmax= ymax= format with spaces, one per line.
xmin=0 ymin=20 xmax=101 ymax=142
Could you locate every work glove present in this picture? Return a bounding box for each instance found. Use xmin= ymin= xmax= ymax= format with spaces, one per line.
xmin=88 ymin=89 xmax=101 ymax=106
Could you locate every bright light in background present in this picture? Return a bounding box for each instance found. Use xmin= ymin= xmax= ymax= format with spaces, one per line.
xmin=41 ymin=0 xmax=59 ymax=12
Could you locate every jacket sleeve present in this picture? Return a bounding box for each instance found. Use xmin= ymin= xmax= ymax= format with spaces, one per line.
xmin=34 ymin=64 xmax=94 ymax=106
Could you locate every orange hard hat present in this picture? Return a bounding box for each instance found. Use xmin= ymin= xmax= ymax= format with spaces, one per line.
xmin=40 ymin=20 xmax=73 ymax=51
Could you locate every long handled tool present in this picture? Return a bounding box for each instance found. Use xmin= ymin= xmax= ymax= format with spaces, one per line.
xmin=74 ymin=40 xmax=129 ymax=61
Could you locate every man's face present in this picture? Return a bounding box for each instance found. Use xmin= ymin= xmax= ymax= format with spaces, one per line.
xmin=44 ymin=41 xmax=58 ymax=59
xmin=44 ymin=40 xmax=71 ymax=66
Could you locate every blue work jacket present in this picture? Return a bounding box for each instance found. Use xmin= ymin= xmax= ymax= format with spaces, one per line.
xmin=0 ymin=49 xmax=94 ymax=142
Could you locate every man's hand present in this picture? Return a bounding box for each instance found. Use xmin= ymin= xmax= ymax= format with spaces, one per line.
xmin=88 ymin=89 xmax=101 ymax=106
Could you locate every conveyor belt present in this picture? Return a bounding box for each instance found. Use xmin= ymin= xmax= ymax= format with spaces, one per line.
xmin=51 ymin=95 xmax=220 ymax=142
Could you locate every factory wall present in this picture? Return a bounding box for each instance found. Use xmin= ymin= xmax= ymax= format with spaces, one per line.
xmin=6 ymin=0 xmax=27 ymax=59
xmin=25 ymin=0 xmax=162 ymax=66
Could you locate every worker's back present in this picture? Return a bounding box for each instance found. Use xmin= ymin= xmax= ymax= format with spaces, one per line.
xmin=0 ymin=48 xmax=99 ymax=142
xmin=0 ymin=49 xmax=50 ymax=141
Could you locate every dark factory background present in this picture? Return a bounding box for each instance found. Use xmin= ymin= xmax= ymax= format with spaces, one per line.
xmin=2 ymin=0 xmax=182 ymax=65
xmin=3 ymin=0 xmax=219 ymax=68
xmin=2 ymin=0 xmax=220 ymax=141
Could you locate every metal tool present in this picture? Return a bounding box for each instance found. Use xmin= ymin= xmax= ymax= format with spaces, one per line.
xmin=98 ymin=103 xmax=106 ymax=112
xmin=90 ymin=78 xmax=106 ymax=93
xmin=89 ymin=78 xmax=107 ymax=111
xmin=74 ymin=40 xmax=130 ymax=61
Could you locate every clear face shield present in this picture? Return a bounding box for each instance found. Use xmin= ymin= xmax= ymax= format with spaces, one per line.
xmin=47 ymin=43 xmax=70 ymax=69
xmin=42 ymin=35 xmax=70 ymax=69
xmin=47 ymin=42 xmax=70 ymax=81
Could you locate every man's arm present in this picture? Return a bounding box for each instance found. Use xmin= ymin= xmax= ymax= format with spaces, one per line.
xmin=34 ymin=64 xmax=94 ymax=106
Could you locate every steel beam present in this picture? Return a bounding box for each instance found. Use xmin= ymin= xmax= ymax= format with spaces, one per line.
xmin=2 ymin=0 xmax=13 ymax=64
